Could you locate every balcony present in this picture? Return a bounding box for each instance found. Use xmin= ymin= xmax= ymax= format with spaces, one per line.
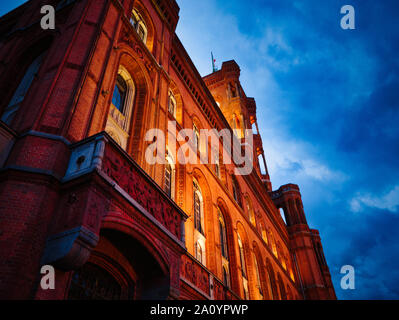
xmin=57 ymin=132 xmax=240 ymax=299
xmin=63 ymin=132 xmax=187 ymax=243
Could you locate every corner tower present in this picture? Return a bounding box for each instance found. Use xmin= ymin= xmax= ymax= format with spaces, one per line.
xmin=271 ymin=184 xmax=336 ymax=299
xmin=203 ymin=61 xmax=272 ymax=191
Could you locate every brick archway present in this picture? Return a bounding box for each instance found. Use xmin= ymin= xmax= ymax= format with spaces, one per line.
xmin=67 ymin=225 xmax=171 ymax=300
xmin=67 ymin=235 xmax=137 ymax=300
xmin=236 ymin=221 xmax=256 ymax=299
xmin=216 ymin=198 xmax=239 ymax=294
xmin=192 ymin=167 xmax=217 ymax=273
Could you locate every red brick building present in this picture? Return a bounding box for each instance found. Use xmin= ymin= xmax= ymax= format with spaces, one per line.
xmin=0 ymin=0 xmax=336 ymax=300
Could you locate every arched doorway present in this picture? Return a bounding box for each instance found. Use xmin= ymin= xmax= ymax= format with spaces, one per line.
xmin=67 ymin=228 xmax=170 ymax=300
xmin=68 ymin=262 xmax=133 ymax=300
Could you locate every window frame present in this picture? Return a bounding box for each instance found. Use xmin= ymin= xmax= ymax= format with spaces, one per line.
xmin=1 ymin=52 xmax=45 ymax=125
xmin=130 ymin=9 xmax=148 ymax=44
xmin=168 ymin=91 xmax=177 ymax=118
xmin=232 ymin=176 xmax=242 ymax=208
xmin=112 ymin=74 xmax=128 ymax=113
xmin=193 ymin=180 xmax=204 ymax=235
xmin=164 ymin=150 xmax=175 ymax=200
xmin=254 ymin=254 xmax=263 ymax=298
xmin=237 ymin=234 xmax=247 ymax=279
xmin=193 ymin=123 xmax=200 ymax=155
xmin=218 ymin=210 xmax=228 ymax=260
xmin=195 ymin=241 xmax=203 ymax=264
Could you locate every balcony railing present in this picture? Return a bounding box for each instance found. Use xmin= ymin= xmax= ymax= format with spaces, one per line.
xmin=63 ymin=132 xmax=187 ymax=243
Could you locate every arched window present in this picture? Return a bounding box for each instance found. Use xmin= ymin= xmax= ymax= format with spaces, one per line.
xmin=282 ymin=253 xmax=288 ymax=271
xmin=106 ymin=66 xmax=135 ymax=150
xmin=232 ymin=176 xmax=242 ymax=207
xmin=266 ymin=265 xmax=274 ymax=300
xmin=232 ymin=113 xmax=244 ymax=139
xmin=279 ymin=208 xmax=287 ymax=224
xmin=218 ymin=210 xmax=228 ymax=259
xmin=130 ymin=9 xmax=148 ymax=44
xmin=112 ymin=75 xmax=127 ymax=113
xmin=1 ymin=52 xmax=45 ymax=125
xmin=239 ymin=244 xmax=250 ymax=301
xmin=232 ymin=114 xmax=239 ymax=138
xmin=229 ymin=82 xmax=237 ymax=98
xmin=261 ymin=223 xmax=268 ymax=244
xmin=245 ymin=196 xmax=256 ymax=226
xmin=168 ymin=92 xmax=176 ymax=118
xmin=164 ymin=150 xmax=175 ymax=200
xmin=218 ymin=208 xmax=230 ymax=288
xmin=223 ymin=266 xmax=229 ymax=287
xmin=269 ymin=230 xmax=278 ymax=257
xmin=214 ymin=151 xmax=220 ymax=178
xmin=195 ymin=241 xmax=203 ymax=264
xmin=289 ymin=264 xmax=295 ymax=282
xmin=164 ymin=162 xmax=172 ymax=197
xmin=254 ymin=254 xmax=263 ymax=299
xmin=193 ymin=124 xmax=200 ymax=154
xmin=237 ymin=234 xmax=247 ymax=278
xmin=193 ymin=180 xmax=204 ymax=235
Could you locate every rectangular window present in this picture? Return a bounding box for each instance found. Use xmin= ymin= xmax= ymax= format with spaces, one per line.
xmin=194 ymin=192 xmax=202 ymax=234
xmin=168 ymin=94 xmax=176 ymax=116
xmin=193 ymin=125 xmax=200 ymax=154
xmin=138 ymin=25 xmax=146 ymax=42
xmin=164 ymin=164 xmax=172 ymax=198
xmin=215 ymin=153 xmax=220 ymax=178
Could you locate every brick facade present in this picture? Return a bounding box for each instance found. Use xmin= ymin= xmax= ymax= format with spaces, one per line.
xmin=0 ymin=0 xmax=336 ymax=300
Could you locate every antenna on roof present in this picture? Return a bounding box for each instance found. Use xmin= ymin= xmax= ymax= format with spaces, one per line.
xmin=211 ymin=52 xmax=218 ymax=72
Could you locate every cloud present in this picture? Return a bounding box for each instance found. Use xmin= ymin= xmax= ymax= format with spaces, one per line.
xmin=350 ymin=185 xmax=399 ymax=213
xmin=0 ymin=0 xmax=398 ymax=300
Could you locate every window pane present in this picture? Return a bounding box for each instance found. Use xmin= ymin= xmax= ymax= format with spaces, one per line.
xmin=223 ymin=267 xmax=229 ymax=287
xmin=164 ymin=164 xmax=172 ymax=197
xmin=168 ymin=95 xmax=176 ymax=116
xmin=112 ymin=75 xmax=127 ymax=113
xmin=138 ymin=25 xmax=145 ymax=41
xmin=130 ymin=15 xmax=138 ymax=28
xmin=2 ymin=53 xmax=44 ymax=125
xmin=193 ymin=126 xmax=200 ymax=153
xmin=194 ymin=192 xmax=202 ymax=233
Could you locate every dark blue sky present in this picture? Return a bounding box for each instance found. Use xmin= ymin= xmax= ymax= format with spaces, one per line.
xmin=176 ymin=0 xmax=399 ymax=300
xmin=2 ymin=0 xmax=399 ymax=299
